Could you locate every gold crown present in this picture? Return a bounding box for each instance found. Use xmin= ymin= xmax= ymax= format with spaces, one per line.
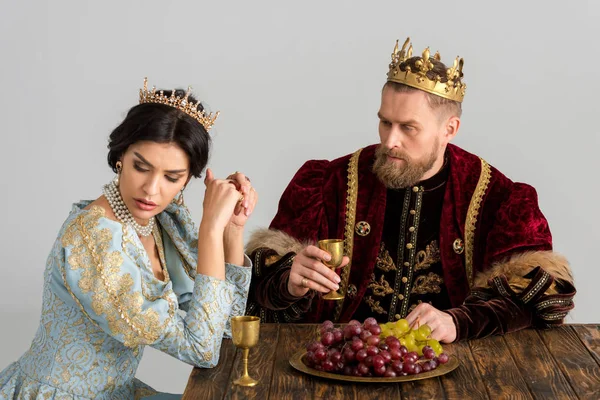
xmin=139 ymin=77 xmax=220 ymax=131
xmin=387 ymin=38 xmax=466 ymax=103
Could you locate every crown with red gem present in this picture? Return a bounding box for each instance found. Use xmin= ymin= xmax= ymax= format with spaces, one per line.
xmin=139 ymin=77 xmax=219 ymax=131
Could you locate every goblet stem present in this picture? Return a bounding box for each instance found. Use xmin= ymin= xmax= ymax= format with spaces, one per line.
xmin=242 ymin=348 xmax=250 ymax=378
xmin=233 ymin=348 xmax=258 ymax=387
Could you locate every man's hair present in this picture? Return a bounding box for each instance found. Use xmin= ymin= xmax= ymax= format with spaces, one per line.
xmin=384 ymin=56 xmax=463 ymax=119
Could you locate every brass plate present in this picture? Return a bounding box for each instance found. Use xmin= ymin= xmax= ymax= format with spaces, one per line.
xmin=289 ymin=350 xmax=460 ymax=383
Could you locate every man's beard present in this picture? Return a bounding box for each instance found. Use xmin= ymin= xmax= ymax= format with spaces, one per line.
xmin=372 ymin=141 xmax=439 ymax=189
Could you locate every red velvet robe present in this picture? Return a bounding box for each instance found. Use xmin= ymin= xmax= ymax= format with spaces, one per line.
xmin=246 ymin=144 xmax=575 ymax=339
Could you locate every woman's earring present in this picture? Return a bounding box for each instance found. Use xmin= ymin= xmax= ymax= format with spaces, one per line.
xmin=176 ymin=186 xmax=185 ymax=206
xmin=114 ymin=161 xmax=123 ymax=186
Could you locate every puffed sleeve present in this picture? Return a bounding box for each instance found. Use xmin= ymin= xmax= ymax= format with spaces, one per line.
xmin=60 ymin=206 xmax=251 ymax=368
xmin=447 ymin=183 xmax=575 ymax=340
xmin=245 ymin=159 xmax=329 ymax=322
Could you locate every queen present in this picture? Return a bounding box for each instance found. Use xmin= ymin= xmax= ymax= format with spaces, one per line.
xmin=0 ymin=78 xmax=258 ymax=399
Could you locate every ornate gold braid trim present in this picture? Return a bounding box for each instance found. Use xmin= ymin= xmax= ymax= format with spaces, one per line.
xmin=464 ymin=158 xmax=491 ymax=287
xmin=333 ymin=148 xmax=363 ymax=321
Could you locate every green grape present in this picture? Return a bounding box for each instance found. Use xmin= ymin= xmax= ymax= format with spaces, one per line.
xmin=380 ymin=325 xmax=392 ymax=338
xmin=427 ymin=339 xmax=444 ymax=355
xmin=407 ymin=343 xmax=419 ymax=354
xmin=395 ymin=319 xmax=410 ymax=334
xmin=414 ymin=325 xmax=430 ymax=341
xmin=391 ymin=327 xmax=405 ymax=338
xmin=403 ymin=334 xmax=416 ymax=349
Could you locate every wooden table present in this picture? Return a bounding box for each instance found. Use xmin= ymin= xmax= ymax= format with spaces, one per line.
xmin=182 ymin=324 xmax=599 ymax=399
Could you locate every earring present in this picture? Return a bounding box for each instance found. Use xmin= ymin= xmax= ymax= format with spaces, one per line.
xmin=176 ymin=186 xmax=185 ymax=206
xmin=114 ymin=161 xmax=123 ymax=186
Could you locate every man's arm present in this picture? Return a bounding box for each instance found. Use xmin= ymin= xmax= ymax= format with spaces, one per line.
xmin=408 ymin=183 xmax=575 ymax=342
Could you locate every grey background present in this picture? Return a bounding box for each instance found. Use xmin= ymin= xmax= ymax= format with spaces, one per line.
xmin=1 ymin=0 xmax=597 ymax=394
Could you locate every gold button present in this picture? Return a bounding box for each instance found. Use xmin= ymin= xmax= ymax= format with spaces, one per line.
xmin=404 ymin=262 xmax=410 ymax=267
xmin=409 ymin=227 xmax=415 ymax=232
xmin=410 ymin=210 xmax=416 ymax=215
xmin=395 ymin=314 xmax=401 ymax=320
xmin=398 ymin=294 xmax=405 ymax=300
xmin=406 ymin=243 xmax=413 ymax=249
xmin=412 ymin=186 xmax=419 ymax=192
xmin=402 ymin=277 xmax=408 ymax=283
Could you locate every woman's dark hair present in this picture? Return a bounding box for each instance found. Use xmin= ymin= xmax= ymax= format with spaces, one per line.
xmin=107 ymin=89 xmax=210 ymax=178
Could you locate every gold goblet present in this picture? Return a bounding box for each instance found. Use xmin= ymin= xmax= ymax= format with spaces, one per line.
xmin=318 ymin=239 xmax=346 ymax=301
xmin=231 ymin=316 xmax=260 ymax=387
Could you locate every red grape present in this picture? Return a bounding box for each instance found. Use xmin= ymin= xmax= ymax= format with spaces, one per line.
xmin=342 ymin=325 xmax=355 ymax=340
xmin=424 ymin=349 xmax=436 ymax=360
xmin=438 ymin=353 xmax=449 ymax=364
xmin=332 ymin=329 xmax=343 ymax=343
xmin=391 ymin=360 xmax=404 ymax=373
xmin=322 ymin=360 xmax=334 ymax=372
xmin=363 ymin=317 xmax=378 ymax=327
xmin=378 ymin=343 xmax=389 ymax=352
xmin=372 ymin=355 xmax=385 ymax=369
xmin=315 ymin=348 xmax=327 ymax=361
xmin=322 ymin=320 xmax=334 ymax=330
xmin=366 ymin=336 xmax=380 ymax=347
xmin=348 ymin=319 xmax=361 ymax=326
xmin=366 ymin=346 xmax=380 ymax=357
xmin=428 ymin=360 xmax=438 ymax=370
xmin=380 ymin=350 xmax=392 ymax=364
xmin=414 ymin=364 xmax=422 ymax=374
xmin=405 ymin=352 xmax=418 ymax=363
xmin=399 ymin=346 xmax=408 ymax=357
xmin=383 ymin=367 xmax=397 ymax=378
xmin=390 ymin=348 xmax=402 ymax=360
xmin=403 ymin=362 xmax=416 ymax=374
xmin=369 ymin=324 xmax=382 ymax=336
xmin=357 ymin=362 xmax=369 ymax=376
xmin=329 ymin=350 xmax=342 ymax=364
xmin=306 ymin=341 xmax=320 ymax=352
xmin=342 ymin=348 xmax=356 ymax=363
xmin=364 ymin=356 xmax=374 ymax=367
xmin=305 ymin=351 xmax=315 ymax=367
xmin=373 ymin=365 xmax=386 ymax=376
xmin=421 ymin=362 xmax=432 ymax=372
xmin=321 ymin=331 xmax=334 ymax=346
xmin=351 ymin=339 xmax=364 ymax=352
xmin=385 ymin=336 xmax=401 ymax=350
xmin=359 ymin=330 xmax=372 ymax=341
xmin=355 ymin=349 xmax=368 ymax=362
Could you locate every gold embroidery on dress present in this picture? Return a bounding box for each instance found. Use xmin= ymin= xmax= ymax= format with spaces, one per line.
xmin=414 ymin=240 xmax=440 ymax=271
xmin=411 ymin=272 xmax=444 ymax=295
xmin=61 ymin=206 xmax=176 ymax=347
xmin=365 ymin=295 xmax=387 ymax=315
xmin=367 ymin=273 xmax=394 ymax=297
xmin=375 ymin=242 xmax=397 ymax=272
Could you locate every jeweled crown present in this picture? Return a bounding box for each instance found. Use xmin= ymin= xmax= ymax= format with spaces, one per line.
xmin=139 ymin=77 xmax=219 ymax=131
xmin=387 ymin=38 xmax=466 ymax=103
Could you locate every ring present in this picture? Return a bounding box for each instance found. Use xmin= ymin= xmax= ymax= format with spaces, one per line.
xmin=301 ymin=277 xmax=309 ymax=288
xmin=239 ymin=194 xmax=245 ymax=202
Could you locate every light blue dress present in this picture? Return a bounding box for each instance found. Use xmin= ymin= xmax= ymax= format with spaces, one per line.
xmin=0 ymin=201 xmax=251 ymax=399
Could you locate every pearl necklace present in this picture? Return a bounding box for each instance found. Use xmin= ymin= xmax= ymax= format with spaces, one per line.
xmin=102 ymin=180 xmax=156 ymax=237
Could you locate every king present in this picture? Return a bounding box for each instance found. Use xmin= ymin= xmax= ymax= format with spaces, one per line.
xmin=245 ymin=37 xmax=576 ymax=342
